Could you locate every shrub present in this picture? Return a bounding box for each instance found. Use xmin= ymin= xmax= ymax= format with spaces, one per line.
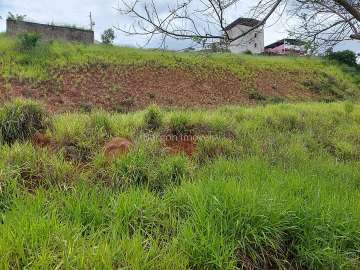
xmin=16 ymin=32 xmax=41 ymax=51
xmin=101 ymin=28 xmax=116 ymax=45
xmin=0 ymin=99 xmax=47 ymax=145
xmin=144 ymin=105 xmax=163 ymax=131
xmin=326 ymin=50 xmax=357 ymax=67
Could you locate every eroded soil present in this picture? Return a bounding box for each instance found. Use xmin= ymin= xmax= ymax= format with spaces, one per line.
xmin=0 ymin=66 xmax=315 ymax=112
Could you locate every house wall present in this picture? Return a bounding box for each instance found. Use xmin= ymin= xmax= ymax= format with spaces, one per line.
xmin=265 ymin=43 xmax=306 ymax=55
xmin=6 ymin=19 xmax=94 ymax=44
xmin=265 ymin=44 xmax=286 ymax=54
xmin=226 ymin=25 xmax=264 ymax=54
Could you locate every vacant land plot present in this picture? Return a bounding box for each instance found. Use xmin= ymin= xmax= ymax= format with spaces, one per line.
xmin=1 ymin=32 xmax=360 ymax=269
xmin=0 ymin=34 xmax=359 ymax=112
xmin=1 ymin=99 xmax=360 ymax=269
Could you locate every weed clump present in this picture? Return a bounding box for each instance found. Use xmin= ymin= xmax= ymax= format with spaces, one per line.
xmin=169 ymin=114 xmax=192 ymax=135
xmin=93 ymin=140 xmax=191 ymax=192
xmin=54 ymin=111 xmax=113 ymax=163
xmin=144 ymin=105 xmax=163 ymax=131
xmin=153 ymin=155 xmax=190 ymax=189
xmin=344 ymin=101 xmax=355 ymax=115
xmin=265 ymin=112 xmax=305 ymax=132
xmin=16 ymin=32 xmax=41 ymax=51
xmin=195 ymin=136 xmax=240 ymax=163
xmin=0 ymin=143 xmax=75 ymax=191
xmin=111 ymin=147 xmax=151 ymax=189
xmin=0 ymin=99 xmax=47 ymax=145
xmin=248 ymin=90 xmax=267 ymax=102
xmin=84 ymin=111 xmax=113 ymax=144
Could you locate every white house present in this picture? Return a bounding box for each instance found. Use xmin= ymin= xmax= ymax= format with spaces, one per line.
xmin=225 ymin=18 xmax=264 ymax=54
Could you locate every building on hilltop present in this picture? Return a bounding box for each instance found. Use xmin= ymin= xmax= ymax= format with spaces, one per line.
xmin=6 ymin=19 xmax=94 ymax=44
xmin=265 ymin=39 xmax=307 ymax=55
xmin=224 ymin=18 xmax=264 ymax=54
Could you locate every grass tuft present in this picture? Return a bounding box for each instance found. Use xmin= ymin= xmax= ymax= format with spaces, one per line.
xmin=144 ymin=104 xmax=163 ymax=131
xmin=0 ymin=99 xmax=47 ymax=145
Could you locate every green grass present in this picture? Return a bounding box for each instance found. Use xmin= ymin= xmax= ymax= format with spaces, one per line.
xmin=0 ymin=33 xmax=358 ymax=99
xmin=1 ymin=100 xmax=360 ymax=268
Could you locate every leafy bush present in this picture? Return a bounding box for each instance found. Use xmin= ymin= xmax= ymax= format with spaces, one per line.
xmin=326 ymin=50 xmax=357 ymax=67
xmin=144 ymin=105 xmax=163 ymax=131
xmin=101 ymin=28 xmax=116 ymax=45
xmin=16 ymin=32 xmax=41 ymax=51
xmin=0 ymin=99 xmax=47 ymax=145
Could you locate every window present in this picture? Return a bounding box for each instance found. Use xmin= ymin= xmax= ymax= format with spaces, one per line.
xmin=254 ymin=43 xmax=257 ymax=48
xmin=255 ymin=33 xmax=257 ymax=38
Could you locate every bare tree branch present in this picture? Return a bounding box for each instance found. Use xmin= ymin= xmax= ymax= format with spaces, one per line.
xmin=115 ymin=0 xmax=360 ymax=50
xmin=115 ymin=0 xmax=283 ymax=47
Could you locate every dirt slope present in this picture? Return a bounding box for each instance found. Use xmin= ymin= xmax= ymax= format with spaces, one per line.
xmin=0 ymin=65 xmax=317 ymax=113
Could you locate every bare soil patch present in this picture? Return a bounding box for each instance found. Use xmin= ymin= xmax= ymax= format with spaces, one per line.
xmin=0 ymin=66 xmax=314 ymax=112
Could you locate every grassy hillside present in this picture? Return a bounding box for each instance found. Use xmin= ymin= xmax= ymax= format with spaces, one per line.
xmin=1 ymin=99 xmax=360 ymax=269
xmin=0 ymin=33 xmax=359 ymax=112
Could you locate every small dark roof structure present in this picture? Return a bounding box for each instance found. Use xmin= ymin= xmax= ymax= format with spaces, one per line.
xmin=265 ymin=39 xmax=305 ymax=49
xmin=224 ymin=18 xmax=261 ymax=31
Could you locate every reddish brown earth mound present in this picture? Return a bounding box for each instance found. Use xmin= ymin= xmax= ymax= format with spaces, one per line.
xmin=163 ymin=133 xmax=197 ymax=157
xmin=103 ymin=137 xmax=133 ymax=160
xmin=0 ymin=66 xmax=314 ymax=112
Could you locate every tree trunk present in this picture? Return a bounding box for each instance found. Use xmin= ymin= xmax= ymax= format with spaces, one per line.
xmin=350 ymin=34 xmax=360 ymax=40
xmin=334 ymin=0 xmax=360 ymax=22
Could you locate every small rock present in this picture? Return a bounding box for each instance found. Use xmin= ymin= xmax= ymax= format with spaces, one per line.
xmin=103 ymin=137 xmax=133 ymax=159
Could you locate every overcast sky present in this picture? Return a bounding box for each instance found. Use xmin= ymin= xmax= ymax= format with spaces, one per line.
xmin=0 ymin=0 xmax=359 ymax=53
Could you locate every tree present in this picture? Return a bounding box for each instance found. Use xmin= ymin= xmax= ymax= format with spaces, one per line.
xmin=116 ymin=0 xmax=283 ymax=48
xmin=101 ymin=28 xmax=116 ymax=44
xmin=115 ymin=0 xmax=359 ymax=50
xmin=325 ymin=49 xmax=358 ymax=66
xmin=289 ymin=0 xmax=360 ymax=50
xmin=7 ymin=12 xmax=27 ymax=21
